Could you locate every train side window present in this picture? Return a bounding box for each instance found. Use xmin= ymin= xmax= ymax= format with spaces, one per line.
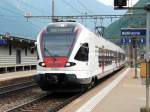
xmin=74 ymin=43 xmax=89 ymax=61
xmin=98 ymin=48 xmax=102 ymax=67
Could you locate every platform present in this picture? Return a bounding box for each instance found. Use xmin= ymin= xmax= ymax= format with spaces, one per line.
xmin=0 ymin=70 xmax=36 ymax=86
xmin=59 ymin=68 xmax=146 ymax=112
xmin=0 ymin=70 xmax=36 ymax=82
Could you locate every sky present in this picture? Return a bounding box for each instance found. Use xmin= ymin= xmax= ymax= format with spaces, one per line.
xmin=98 ymin=0 xmax=139 ymax=6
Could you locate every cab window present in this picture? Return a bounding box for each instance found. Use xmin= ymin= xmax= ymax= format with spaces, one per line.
xmin=74 ymin=43 xmax=89 ymax=61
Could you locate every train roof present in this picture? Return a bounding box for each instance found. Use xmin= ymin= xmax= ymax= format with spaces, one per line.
xmin=47 ymin=22 xmax=83 ymax=27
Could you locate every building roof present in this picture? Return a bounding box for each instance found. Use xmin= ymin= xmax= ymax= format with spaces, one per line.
xmin=0 ymin=34 xmax=36 ymax=48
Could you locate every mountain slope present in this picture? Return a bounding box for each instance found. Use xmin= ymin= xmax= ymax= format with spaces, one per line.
xmin=104 ymin=0 xmax=149 ymax=42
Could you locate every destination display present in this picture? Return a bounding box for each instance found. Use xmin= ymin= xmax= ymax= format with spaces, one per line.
xmin=48 ymin=27 xmax=74 ymax=33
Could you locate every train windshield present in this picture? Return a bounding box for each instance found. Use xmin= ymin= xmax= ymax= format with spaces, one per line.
xmin=43 ymin=27 xmax=76 ymax=57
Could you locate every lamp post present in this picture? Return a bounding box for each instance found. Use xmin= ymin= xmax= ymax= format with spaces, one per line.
xmin=132 ymin=37 xmax=138 ymax=78
xmin=145 ymin=3 xmax=150 ymax=112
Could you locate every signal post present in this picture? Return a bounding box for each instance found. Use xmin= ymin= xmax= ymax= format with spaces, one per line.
xmin=140 ymin=4 xmax=150 ymax=112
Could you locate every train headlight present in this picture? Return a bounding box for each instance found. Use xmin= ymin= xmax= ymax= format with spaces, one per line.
xmin=66 ymin=62 xmax=71 ymax=66
xmin=39 ymin=62 xmax=46 ymax=67
xmin=65 ymin=62 xmax=76 ymax=67
xmin=41 ymin=62 xmax=46 ymax=67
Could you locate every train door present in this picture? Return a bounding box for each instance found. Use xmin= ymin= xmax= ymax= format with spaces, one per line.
xmin=16 ymin=49 xmax=21 ymax=64
xmin=88 ymin=41 xmax=97 ymax=76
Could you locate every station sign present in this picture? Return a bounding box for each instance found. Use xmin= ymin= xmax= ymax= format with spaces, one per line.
xmin=121 ymin=38 xmax=126 ymax=44
xmin=121 ymin=28 xmax=146 ymax=37
xmin=121 ymin=37 xmax=146 ymax=45
xmin=0 ymin=39 xmax=8 ymax=45
xmin=140 ymin=37 xmax=146 ymax=44
xmin=121 ymin=38 xmax=132 ymax=44
xmin=121 ymin=28 xmax=148 ymax=45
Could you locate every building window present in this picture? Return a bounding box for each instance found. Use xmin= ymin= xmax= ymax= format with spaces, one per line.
xmin=25 ymin=47 xmax=27 ymax=56
xmin=37 ymin=52 xmax=39 ymax=60
xmin=9 ymin=45 xmax=12 ymax=55
xmin=31 ymin=48 xmax=34 ymax=54
xmin=16 ymin=50 xmax=21 ymax=64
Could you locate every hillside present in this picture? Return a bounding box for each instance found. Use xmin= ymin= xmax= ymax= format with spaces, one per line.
xmin=104 ymin=0 xmax=149 ymax=42
xmin=0 ymin=0 xmax=125 ymax=39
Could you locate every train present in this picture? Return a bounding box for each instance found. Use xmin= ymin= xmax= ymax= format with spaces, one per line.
xmin=35 ymin=22 xmax=126 ymax=92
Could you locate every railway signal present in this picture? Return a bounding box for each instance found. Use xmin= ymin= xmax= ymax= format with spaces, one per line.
xmin=114 ymin=0 xmax=127 ymax=8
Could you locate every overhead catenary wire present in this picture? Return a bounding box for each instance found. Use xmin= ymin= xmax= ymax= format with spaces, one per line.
xmin=16 ymin=0 xmax=47 ymax=15
xmin=24 ymin=14 xmax=145 ymax=20
xmin=0 ymin=6 xmax=23 ymax=16
xmin=0 ymin=0 xmax=51 ymax=21
xmin=62 ymin=0 xmax=83 ymax=14
xmin=76 ymin=0 xmax=93 ymax=14
xmin=0 ymin=15 xmax=23 ymax=18
xmin=0 ymin=15 xmax=42 ymax=32
xmin=0 ymin=0 xmax=48 ymax=19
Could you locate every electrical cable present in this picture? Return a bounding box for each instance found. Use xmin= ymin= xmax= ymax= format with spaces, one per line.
xmin=0 ymin=6 xmax=22 ymax=16
xmin=62 ymin=0 xmax=82 ymax=14
xmin=16 ymin=0 xmax=47 ymax=14
xmin=76 ymin=0 xmax=93 ymax=14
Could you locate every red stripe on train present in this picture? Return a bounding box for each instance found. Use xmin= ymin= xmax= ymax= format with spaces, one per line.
xmin=44 ymin=57 xmax=68 ymax=68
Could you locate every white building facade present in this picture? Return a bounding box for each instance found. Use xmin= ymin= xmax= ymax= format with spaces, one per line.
xmin=0 ymin=35 xmax=37 ymax=73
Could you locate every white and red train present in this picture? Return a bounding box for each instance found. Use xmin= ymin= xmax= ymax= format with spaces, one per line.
xmin=35 ymin=22 xmax=125 ymax=92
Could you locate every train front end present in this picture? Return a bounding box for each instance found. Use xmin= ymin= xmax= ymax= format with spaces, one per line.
xmin=35 ymin=22 xmax=90 ymax=92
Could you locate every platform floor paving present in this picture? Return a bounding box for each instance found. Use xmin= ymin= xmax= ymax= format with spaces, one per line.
xmin=0 ymin=70 xmax=36 ymax=81
xmin=60 ymin=68 xmax=147 ymax=112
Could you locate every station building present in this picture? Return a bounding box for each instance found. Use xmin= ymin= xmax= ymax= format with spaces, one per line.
xmin=0 ymin=34 xmax=37 ymax=73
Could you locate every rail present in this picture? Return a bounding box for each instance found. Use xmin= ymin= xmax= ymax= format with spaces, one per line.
xmin=5 ymin=92 xmax=82 ymax=112
xmin=0 ymin=80 xmax=37 ymax=95
xmin=5 ymin=94 xmax=48 ymax=112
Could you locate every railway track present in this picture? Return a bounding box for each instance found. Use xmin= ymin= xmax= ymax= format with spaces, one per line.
xmin=0 ymin=80 xmax=37 ymax=96
xmin=4 ymin=69 xmax=124 ymax=112
xmin=0 ymin=81 xmax=46 ymax=112
xmin=5 ymin=92 xmax=82 ymax=112
xmin=0 ymin=78 xmax=81 ymax=112
xmin=1 ymin=67 xmax=125 ymax=112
